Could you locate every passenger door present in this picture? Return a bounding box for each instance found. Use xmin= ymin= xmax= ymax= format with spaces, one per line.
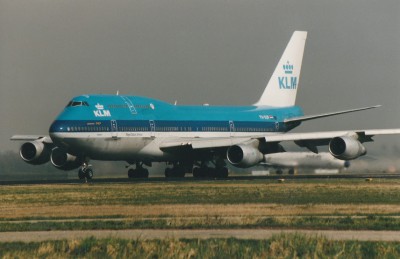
xmin=149 ymin=120 xmax=156 ymax=138
xmin=229 ymin=121 xmax=235 ymax=137
xmin=111 ymin=120 xmax=118 ymax=139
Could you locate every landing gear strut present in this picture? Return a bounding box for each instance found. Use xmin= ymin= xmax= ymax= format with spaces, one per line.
xmin=127 ymin=162 xmax=149 ymax=178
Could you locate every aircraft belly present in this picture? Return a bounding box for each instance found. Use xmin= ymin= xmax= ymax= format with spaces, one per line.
xmin=59 ymin=134 xmax=173 ymax=161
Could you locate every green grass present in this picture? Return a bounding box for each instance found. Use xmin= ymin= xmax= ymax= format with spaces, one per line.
xmin=1 ymin=215 xmax=400 ymax=232
xmin=1 ymin=234 xmax=400 ymax=258
xmin=1 ymin=179 xmax=400 ymax=232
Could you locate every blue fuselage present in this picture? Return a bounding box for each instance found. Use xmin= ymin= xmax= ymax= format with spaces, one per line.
xmin=49 ymin=95 xmax=303 ymax=161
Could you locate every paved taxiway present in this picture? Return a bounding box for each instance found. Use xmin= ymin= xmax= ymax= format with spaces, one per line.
xmin=1 ymin=174 xmax=399 ymax=185
xmin=1 ymin=229 xmax=400 ymax=242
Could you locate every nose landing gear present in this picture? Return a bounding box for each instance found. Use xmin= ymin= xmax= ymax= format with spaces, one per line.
xmin=78 ymin=162 xmax=93 ymax=181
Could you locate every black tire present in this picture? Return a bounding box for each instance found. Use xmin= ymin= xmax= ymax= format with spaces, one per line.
xmin=85 ymin=168 xmax=93 ymax=179
xmin=165 ymin=168 xmax=171 ymax=178
xmin=217 ymin=167 xmax=229 ymax=178
xmin=176 ymin=166 xmax=186 ymax=178
xmin=78 ymin=168 xmax=85 ymax=179
xmin=194 ymin=167 xmax=207 ymax=178
xmin=193 ymin=167 xmax=200 ymax=178
xmin=141 ymin=169 xmax=149 ymax=178
xmin=128 ymin=169 xmax=134 ymax=178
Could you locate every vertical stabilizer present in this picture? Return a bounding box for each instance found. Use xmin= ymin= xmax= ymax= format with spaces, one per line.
xmin=254 ymin=31 xmax=307 ymax=107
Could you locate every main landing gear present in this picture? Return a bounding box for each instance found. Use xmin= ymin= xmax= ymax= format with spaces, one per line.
xmin=193 ymin=159 xmax=229 ymax=178
xmin=164 ymin=162 xmax=191 ymax=178
xmin=127 ymin=162 xmax=149 ymax=178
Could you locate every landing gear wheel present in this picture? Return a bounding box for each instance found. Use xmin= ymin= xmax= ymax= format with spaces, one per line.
xmin=128 ymin=162 xmax=149 ymax=179
xmin=85 ymin=168 xmax=93 ymax=179
xmin=216 ymin=167 xmax=229 ymax=178
xmin=128 ymin=169 xmax=134 ymax=178
xmin=128 ymin=168 xmax=149 ymax=178
xmin=165 ymin=168 xmax=172 ymax=178
xmin=165 ymin=166 xmax=186 ymax=178
xmin=193 ymin=167 xmax=210 ymax=178
xmin=193 ymin=167 xmax=200 ymax=178
xmin=141 ymin=168 xmax=149 ymax=178
xmin=78 ymin=168 xmax=85 ymax=179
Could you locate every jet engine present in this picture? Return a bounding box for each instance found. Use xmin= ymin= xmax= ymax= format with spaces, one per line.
xmin=50 ymin=147 xmax=82 ymax=170
xmin=329 ymin=136 xmax=366 ymax=160
xmin=227 ymin=143 xmax=264 ymax=168
xmin=19 ymin=141 xmax=51 ymax=165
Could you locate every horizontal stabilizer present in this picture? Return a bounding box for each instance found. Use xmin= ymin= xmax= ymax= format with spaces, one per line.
xmin=284 ymin=105 xmax=381 ymax=124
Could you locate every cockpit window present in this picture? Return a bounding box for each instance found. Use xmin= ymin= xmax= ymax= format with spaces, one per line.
xmin=66 ymin=101 xmax=89 ymax=107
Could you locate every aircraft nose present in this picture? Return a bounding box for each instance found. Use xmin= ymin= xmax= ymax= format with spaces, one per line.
xmin=49 ymin=120 xmax=64 ymax=134
xmin=49 ymin=120 xmax=67 ymax=145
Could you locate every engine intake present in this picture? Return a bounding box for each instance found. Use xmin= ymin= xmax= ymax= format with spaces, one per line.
xmin=20 ymin=141 xmax=51 ymax=165
xmin=329 ymin=136 xmax=366 ymax=160
xmin=227 ymin=143 xmax=263 ymax=168
xmin=50 ymin=147 xmax=82 ymax=170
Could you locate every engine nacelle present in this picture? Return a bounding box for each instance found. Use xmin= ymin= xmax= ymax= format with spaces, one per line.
xmin=329 ymin=136 xmax=366 ymax=160
xmin=50 ymin=147 xmax=82 ymax=171
xmin=227 ymin=144 xmax=264 ymax=168
xmin=20 ymin=141 xmax=51 ymax=165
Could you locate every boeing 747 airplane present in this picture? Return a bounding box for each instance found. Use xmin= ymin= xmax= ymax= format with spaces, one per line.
xmin=11 ymin=31 xmax=400 ymax=179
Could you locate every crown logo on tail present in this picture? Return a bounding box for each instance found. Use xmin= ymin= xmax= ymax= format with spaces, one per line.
xmin=283 ymin=61 xmax=293 ymax=74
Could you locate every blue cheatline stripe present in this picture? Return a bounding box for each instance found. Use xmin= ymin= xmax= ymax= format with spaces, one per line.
xmin=49 ymin=120 xmax=283 ymax=133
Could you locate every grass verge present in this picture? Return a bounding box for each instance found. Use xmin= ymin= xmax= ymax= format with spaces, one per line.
xmin=1 ymin=234 xmax=400 ymax=258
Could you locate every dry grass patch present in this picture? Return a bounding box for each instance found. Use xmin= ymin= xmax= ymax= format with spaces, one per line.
xmin=2 ymin=203 xmax=400 ymax=220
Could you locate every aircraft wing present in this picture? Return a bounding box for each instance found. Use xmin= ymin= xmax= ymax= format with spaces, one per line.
xmin=10 ymin=135 xmax=53 ymax=144
xmin=159 ymin=129 xmax=400 ymax=152
xmin=284 ymin=105 xmax=381 ymax=124
xmin=265 ymin=129 xmax=400 ymax=143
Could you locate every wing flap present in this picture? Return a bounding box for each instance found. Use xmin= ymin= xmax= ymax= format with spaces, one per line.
xmin=160 ymin=137 xmax=252 ymax=151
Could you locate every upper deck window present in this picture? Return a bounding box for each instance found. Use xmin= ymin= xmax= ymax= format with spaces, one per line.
xmin=66 ymin=101 xmax=89 ymax=107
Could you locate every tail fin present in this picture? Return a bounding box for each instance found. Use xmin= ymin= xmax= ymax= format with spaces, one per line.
xmin=254 ymin=31 xmax=307 ymax=107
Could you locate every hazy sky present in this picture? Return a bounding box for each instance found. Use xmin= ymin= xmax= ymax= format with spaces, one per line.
xmin=1 ymin=0 xmax=399 ymax=152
